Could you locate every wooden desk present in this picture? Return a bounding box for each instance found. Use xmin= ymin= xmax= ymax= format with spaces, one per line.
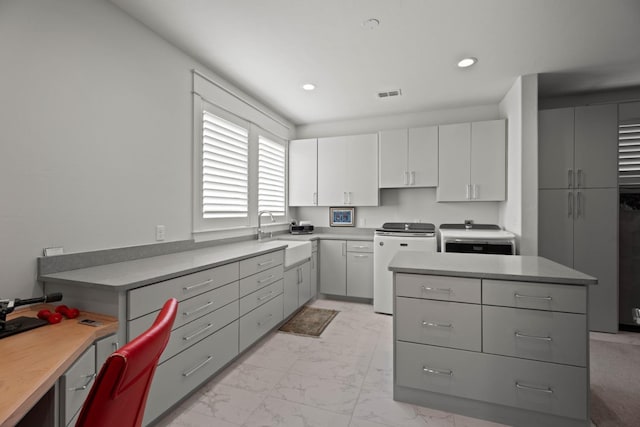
xmin=0 ymin=305 xmax=118 ymax=427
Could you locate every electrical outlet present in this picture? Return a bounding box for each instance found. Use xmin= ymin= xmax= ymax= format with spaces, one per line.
xmin=155 ymin=225 xmax=166 ymax=241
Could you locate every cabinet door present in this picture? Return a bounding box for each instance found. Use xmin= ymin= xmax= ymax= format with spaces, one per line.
xmin=346 ymin=133 xmax=379 ymax=206
xmin=317 ymin=137 xmax=347 ymax=205
xmin=573 ymin=188 xmax=618 ymax=333
xmin=538 ymin=108 xmax=575 ymax=189
xmin=298 ymin=262 xmax=311 ymax=305
xmin=379 ymin=129 xmax=408 ymax=188
xmin=347 ymin=251 xmax=374 ymax=298
xmin=289 ymin=138 xmax=318 ymax=206
xmin=437 ymin=123 xmax=471 ymax=201
xmin=283 ymin=267 xmax=299 ymax=318
xmin=470 ymin=120 xmax=505 ymax=201
xmin=310 ymin=250 xmax=318 ymax=298
xmin=574 ymin=104 xmax=618 ymax=189
xmin=319 ymin=240 xmax=347 ymax=295
xmin=538 ymin=189 xmax=574 ymax=268
xmin=408 ymin=126 xmax=438 ymax=187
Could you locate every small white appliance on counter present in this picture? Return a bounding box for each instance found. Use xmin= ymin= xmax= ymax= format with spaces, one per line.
xmin=374 ymin=222 xmax=437 ymax=314
xmin=439 ymin=224 xmax=516 ymax=255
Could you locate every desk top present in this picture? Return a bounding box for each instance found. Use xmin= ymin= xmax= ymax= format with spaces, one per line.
xmin=0 ymin=305 xmax=118 ymax=426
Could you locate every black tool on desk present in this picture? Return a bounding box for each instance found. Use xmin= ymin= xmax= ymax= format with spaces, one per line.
xmin=0 ymin=293 xmax=63 ymax=339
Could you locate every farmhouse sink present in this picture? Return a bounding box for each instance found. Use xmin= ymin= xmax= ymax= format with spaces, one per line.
xmin=279 ymin=240 xmax=312 ymax=268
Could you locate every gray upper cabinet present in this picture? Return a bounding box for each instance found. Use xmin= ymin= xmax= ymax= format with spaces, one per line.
xmin=379 ymin=126 xmax=438 ymax=188
xmin=288 ymin=138 xmax=318 ymax=206
xmin=437 ymin=120 xmax=506 ymax=202
xmin=539 ymin=105 xmax=618 ymax=189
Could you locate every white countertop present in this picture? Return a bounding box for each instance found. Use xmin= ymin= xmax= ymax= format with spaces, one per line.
xmin=388 ymin=251 xmax=597 ymax=286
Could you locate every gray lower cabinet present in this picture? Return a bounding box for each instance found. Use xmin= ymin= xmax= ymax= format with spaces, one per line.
xmin=310 ymin=241 xmax=318 ymax=298
xmin=46 ymin=248 xmax=287 ymax=427
xmin=394 ymin=273 xmax=589 ymax=427
xmin=320 ymin=240 xmax=373 ymax=298
xmin=284 ymin=260 xmax=311 ymax=318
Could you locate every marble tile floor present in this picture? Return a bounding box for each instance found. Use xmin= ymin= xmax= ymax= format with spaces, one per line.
xmin=155 ymin=298 xmax=508 ymax=427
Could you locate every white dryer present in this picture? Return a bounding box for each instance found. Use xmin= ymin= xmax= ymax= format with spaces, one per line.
xmin=373 ymin=222 xmax=437 ymax=314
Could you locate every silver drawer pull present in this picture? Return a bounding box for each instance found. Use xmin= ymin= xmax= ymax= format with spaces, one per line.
xmin=422 ymin=366 xmax=453 ymax=377
xmin=352 ymin=245 xmax=369 ymax=249
xmin=515 ymin=381 xmax=553 ymax=394
xmin=71 ymin=373 xmax=96 ymax=391
xmin=515 ymin=331 xmax=552 ymax=342
xmin=258 ymin=259 xmax=274 ymax=267
xmin=257 ymin=313 xmax=273 ymax=327
xmin=183 ymin=279 xmax=213 ymax=292
xmin=257 ymin=274 xmax=275 ymax=284
xmin=183 ymin=323 xmax=214 ymax=341
xmin=183 ymin=356 xmax=213 ymax=377
xmin=422 ymin=321 xmax=453 ymax=328
xmin=514 ymin=293 xmax=552 ymax=301
xmin=183 ymin=301 xmax=213 ymax=317
xmin=353 ymin=254 xmax=370 ymax=258
xmin=112 ymin=341 xmax=119 ymax=351
xmin=257 ymin=291 xmax=274 ymax=301
xmin=421 ymin=286 xmax=452 ymax=294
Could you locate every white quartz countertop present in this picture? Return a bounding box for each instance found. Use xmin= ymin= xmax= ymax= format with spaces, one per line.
xmin=38 ymin=240 xmax=289 ymax=291
xmin=388 ymin=251 xmax=597 ymax=286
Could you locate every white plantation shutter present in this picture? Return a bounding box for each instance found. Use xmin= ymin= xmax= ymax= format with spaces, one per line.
xmin=619 ymin=121 xmax=640 ymax=187
xmin=202 ymin=110 xmax=249 ymax=218
xmin=258 ymin=135 xmax=286 ymax=216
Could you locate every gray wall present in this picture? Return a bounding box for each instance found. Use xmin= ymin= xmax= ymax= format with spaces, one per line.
xmin=0 ymin=0 xmax=289 ymax=298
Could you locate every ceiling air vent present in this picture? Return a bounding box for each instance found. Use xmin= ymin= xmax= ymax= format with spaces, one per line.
xmin=378 ymin=89 xmax=402 ymax=98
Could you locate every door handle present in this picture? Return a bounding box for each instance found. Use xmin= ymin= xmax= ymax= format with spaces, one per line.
xmin=472 ymin=184 xmax=478 ymax=199
xmin=568 ymin=169 xmax=573 ymax=188
xmin=410 ymin=171 xmax=415 ymax=185
xmin=576 ymin=191 xmax=582 ymax=218
xmin=313 ymin=192 xmax=317 ymax=205
xmin=403 ymin=171 xmax=409 ymax=185
xmin=568 ymin=192 xmax=573 ymax=217
xmin=577 ymin=169 xmax=583 ymax=188
xmin=465 ymin=184 xmax=470 ymax=199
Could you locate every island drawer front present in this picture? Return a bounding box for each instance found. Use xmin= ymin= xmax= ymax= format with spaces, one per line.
xmin=482 ymin=280 xmax=586 ymax=313
xmin=396 ymin=273 xmax=481 ymax=304
xmin=61 ymin=345 xmax=96 ymax=426
xmin=396 ymin=342 xmax=587 ymax=420
xmin=239 ymin=293 xmax=284 ymax=352
xmin=240 ymin=250 xmax=284 ymax=278
xmin=483 ymin=306 xmax=587 ymax=366
xmin=128 ymin=281 xmax=239 ymax=336
xmin=239 ymin=264 xmax=284 ymax=298
xmin=143 ymin=321 xmax=239 ymax=425
xmin=240 ymin=279 xmax=284 ymax=317
xmin=396 ymin=297 xmax=481 ymax=351
xmin=159 ymin=301 xmax=239 ymax=363
xmin=128 ymin=262 xmax=239 ymax=320
xmin=347 ymin=241 xmax=373 ymax=253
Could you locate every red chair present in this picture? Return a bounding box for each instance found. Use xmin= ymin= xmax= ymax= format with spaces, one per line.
xmin=75 ymin=298 xmax=178 ymax=427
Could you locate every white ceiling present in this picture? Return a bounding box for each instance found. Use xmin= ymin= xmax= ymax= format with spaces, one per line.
xmin=110 ymin=0 xmax=640 ymax=125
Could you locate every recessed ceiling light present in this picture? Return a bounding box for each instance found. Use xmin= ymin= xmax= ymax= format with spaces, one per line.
xmin=362 ymin=18 xmax=380 ymax=30
xmin=302 ymin=83 xmax=316 ymax=91
xmin=457 ymin=57 xmax=478 ymax=68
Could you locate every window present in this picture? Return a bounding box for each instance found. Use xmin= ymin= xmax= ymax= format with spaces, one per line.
xmin=619 ymin=120 xmax=640 ymax=187
xmin=258 ymin=135 xmax=286 ymax=216
xmin=202 ymin=109 xmax=249 ymax=219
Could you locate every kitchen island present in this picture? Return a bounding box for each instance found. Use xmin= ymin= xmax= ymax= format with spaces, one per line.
xmin=389 ymin=251 xmax=596 ymax=427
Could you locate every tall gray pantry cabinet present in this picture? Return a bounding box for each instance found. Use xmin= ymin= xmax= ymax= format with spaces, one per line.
xmin=538 ymin=104 xmax=618 ymax=332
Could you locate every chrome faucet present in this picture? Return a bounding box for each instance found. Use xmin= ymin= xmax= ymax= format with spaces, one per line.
xmin=257 ymin=210 xmax=275 ymax=240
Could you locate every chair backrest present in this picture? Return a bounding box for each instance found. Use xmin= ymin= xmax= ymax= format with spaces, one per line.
xmin=75 ymin=298 xmax=178 ymax=427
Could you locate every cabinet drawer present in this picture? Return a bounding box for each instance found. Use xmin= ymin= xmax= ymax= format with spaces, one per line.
xmin=396 ymin=273 xmax=481 ymax=304
xmin=239 ymin=293 xmax=283 ymax=351
xmin=483 ymin=279 xmax=586 ymax=313
xmin=240 ymin=279 xmax=283 ymax=317
xmin=239 ymin=264 xmax=284 ymax=297
xmin=239 ymin=250 xmax=284 ymax=278
xmin=395 ymin=342 xmax=587 ymax=421
xmin=128 ymin=262 xmax=239 ymax=320
xmin=61 ymin=346 xmax=96 ymax=426
xmin=347 ymin=241 xmax=373 ymax=253
xmin=143 ymin=321 xmax=239 ymax=425
xmin=159 ymin=301 xmax=239 ymax=363
xmin=396 ymin=297 xmax=481 ymax=351
xmin=482 ymin=306 xmax=587 ymax=366
xmin=128 ymin=281 xmax=239 ymax=339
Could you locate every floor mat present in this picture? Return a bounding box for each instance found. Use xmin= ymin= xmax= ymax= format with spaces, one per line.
xmin=278 ymin=306 xmax=339 ymax=337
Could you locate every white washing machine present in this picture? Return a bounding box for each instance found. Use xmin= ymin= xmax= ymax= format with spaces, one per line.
xmin=373 ymin=222 xmax=437 ymax=314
